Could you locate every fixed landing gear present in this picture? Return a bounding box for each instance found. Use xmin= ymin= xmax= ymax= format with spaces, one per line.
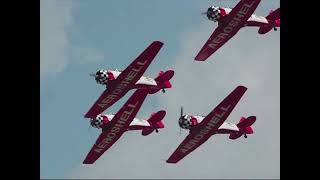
xmin=162 ymin=89 xmax=165 ymax=93
xmin=273 ymin=27 xmax=277 ymax=31
xmin=244 ymin=134 xmax=247 ymax=138
xmin=155 ymin=129 xmax=159 ymax=133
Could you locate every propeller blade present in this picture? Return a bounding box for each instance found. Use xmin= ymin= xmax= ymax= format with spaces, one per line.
xmin=178 ymin=106 xmax=183 ymax=136
xmin=87 ymin=122 xmax=94 ymax=141
xmin=179 ymin=106 xmax=183 ymax=136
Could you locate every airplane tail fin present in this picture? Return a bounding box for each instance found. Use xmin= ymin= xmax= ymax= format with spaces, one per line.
xmin=258 ymin=8 xmax=280 ymax=34
xmin=266 ymin=8 xmax=280 ymax=22
xmin=141 ymin=110 xmax=166 ymax=136
xmin=229 ymin=116 xmax=256 ymax=140
xmin=149 ymin=70 xmax=174 ymax=94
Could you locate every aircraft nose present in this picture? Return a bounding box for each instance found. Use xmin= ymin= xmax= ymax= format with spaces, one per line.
xmin=90 ymin=119 xmax=96 ymax=127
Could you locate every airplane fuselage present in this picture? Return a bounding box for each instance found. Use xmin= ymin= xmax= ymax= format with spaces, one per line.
xmin=194 ymin=115 xmax=239 ymax=134
xmin=108 ymin=70 xmax=158 ymax=88
xmin=207 ymin=6 xmax=270 ymax=27
xmin=218 ymin=7 xmax=269 ymax=27
xmin=103 ymin=114 xmax=152 ymax=130
xmin=180 ymin=115 xmax=240 ymax=134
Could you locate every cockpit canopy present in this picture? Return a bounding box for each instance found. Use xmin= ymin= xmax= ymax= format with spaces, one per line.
xmin=207 ymin=6 xmax=221 ymax=22
xmin=95 ymin=70 xmax=109 ymax=85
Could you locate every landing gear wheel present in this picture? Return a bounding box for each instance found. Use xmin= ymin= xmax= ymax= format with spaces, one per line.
xmin=274 ymin=27 xmax=277 ymax=31
xmin=155 ymin=129 xmax=159 ymax=133
xmin=162 ymin=89 xmax=165 ymax=93
xmin=244 ymin=134 xmax=247 ymax=138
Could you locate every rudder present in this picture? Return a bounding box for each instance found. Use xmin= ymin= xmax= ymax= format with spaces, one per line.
xmin=258 ymin=8 xmax=280 ymax=34
xmin=149 ymin=70 xmax=174 ymax=94
xmin=141 ymin=110 xmax=166 ymax=136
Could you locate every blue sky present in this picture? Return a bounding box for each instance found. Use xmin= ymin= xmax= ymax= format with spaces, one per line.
xmin=41 ymin=0 xmax=280 ymax=178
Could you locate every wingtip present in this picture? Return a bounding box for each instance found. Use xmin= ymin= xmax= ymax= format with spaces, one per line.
xmin=166 ymin=159 xmax=177 ymax=164
xmin=167 ymin=69 xmax=175 ymax=74
xmin=194 ymin=57 xmax=205 ymax=61
xmin=152 ymin=41 xmax=164 ymax=46
xmin=82 ymin=160 xmax=92 ymax=165
xmin=159 ymin=110 xmax=166 ymax=116
xmin=84 ymin=114 xmax=91 ymax=119
xmin=237 ymin=85 xmax=248 ymax=90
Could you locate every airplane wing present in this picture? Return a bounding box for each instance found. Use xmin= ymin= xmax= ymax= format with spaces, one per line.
xmin=85 ymin=41 xmax=163 ymax=118
xmin=194 ymin=0 xmax=261 ymax=61
xmin=166 ymin=86 xmax=247 ymax=163
xmin=83 ymin=89 xmax=149 ymax=164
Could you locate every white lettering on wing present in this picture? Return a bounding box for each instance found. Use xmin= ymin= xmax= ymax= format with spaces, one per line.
xmin=208 ymin=1 xmax=255 ymax=50
xmin=97 ymin=59 xmax=148 ymax=108
xmin=179 ymin=104 xmax=231 ymax=154
xmin=94 ymin=101 xmax=139 ymax=153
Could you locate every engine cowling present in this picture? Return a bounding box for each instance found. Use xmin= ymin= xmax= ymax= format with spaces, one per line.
xmin=90 ymin=114 xmax=109 ymax=129
xmin=178 ymin=115 xmax=198 ymax=129
xmin=207 ymin=6 xmax=222 ymax=22
xmin=95 ymin=70 xmax=109 ymax=85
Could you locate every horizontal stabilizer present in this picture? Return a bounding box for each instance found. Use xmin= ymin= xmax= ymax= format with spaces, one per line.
xmin=237 ymin=116 xmax=256 ymax=128
xmin=149 ymin=70 xmax=174 ymax=94
xmin=141 ymin=110 xmax=166 ymax=136
xmin=147 ymin=110 xmax=166 ymax=124
xmin=142 ymin=128 xmax=154 ymax=136
xmin=155 ymin=70 xmax=174 ymax=83
xmin=229 ymin=132 xmax=242 ymax=140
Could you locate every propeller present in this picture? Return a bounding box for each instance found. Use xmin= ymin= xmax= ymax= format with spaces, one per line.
xmin=179 ymin=106 xmax=183 ymax=136
xmin=87 ymin=119 xmax=95 ymax=141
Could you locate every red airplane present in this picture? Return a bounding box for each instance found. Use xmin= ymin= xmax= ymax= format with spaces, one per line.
xmin=195 ymin=0 xmax=280 ymax=61
xmin=85 ymin=41 xmax=174 ymax=119
xmin=167 ymin=86 xmax=256 ymax=164
xmin=83 ymin=89 xmax=166 ymax=164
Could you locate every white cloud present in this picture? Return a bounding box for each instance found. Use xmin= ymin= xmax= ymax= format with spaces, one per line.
xmin=70 ymin=45 xmax=105 ymax=64
xmin=40 ymin=0 xmax=73 ymax=77
xmin=68 ymin=20 xmax=279 ymax=179
xmin=40 ymin=0 xmax=104 ymax=78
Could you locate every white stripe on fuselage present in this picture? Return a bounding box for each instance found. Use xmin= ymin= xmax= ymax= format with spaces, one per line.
xmin=247 ymin=14 xmax=268 ymax=24
xmin=222 ymin=7 xmax=268 ymax=24
xmin=109 ymin=70 xmax=157 ymax=86
xmin=105 ymin=114 xmax=151 ymax=127
xmin=192 ymin=115 xmax=239 ymax=132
